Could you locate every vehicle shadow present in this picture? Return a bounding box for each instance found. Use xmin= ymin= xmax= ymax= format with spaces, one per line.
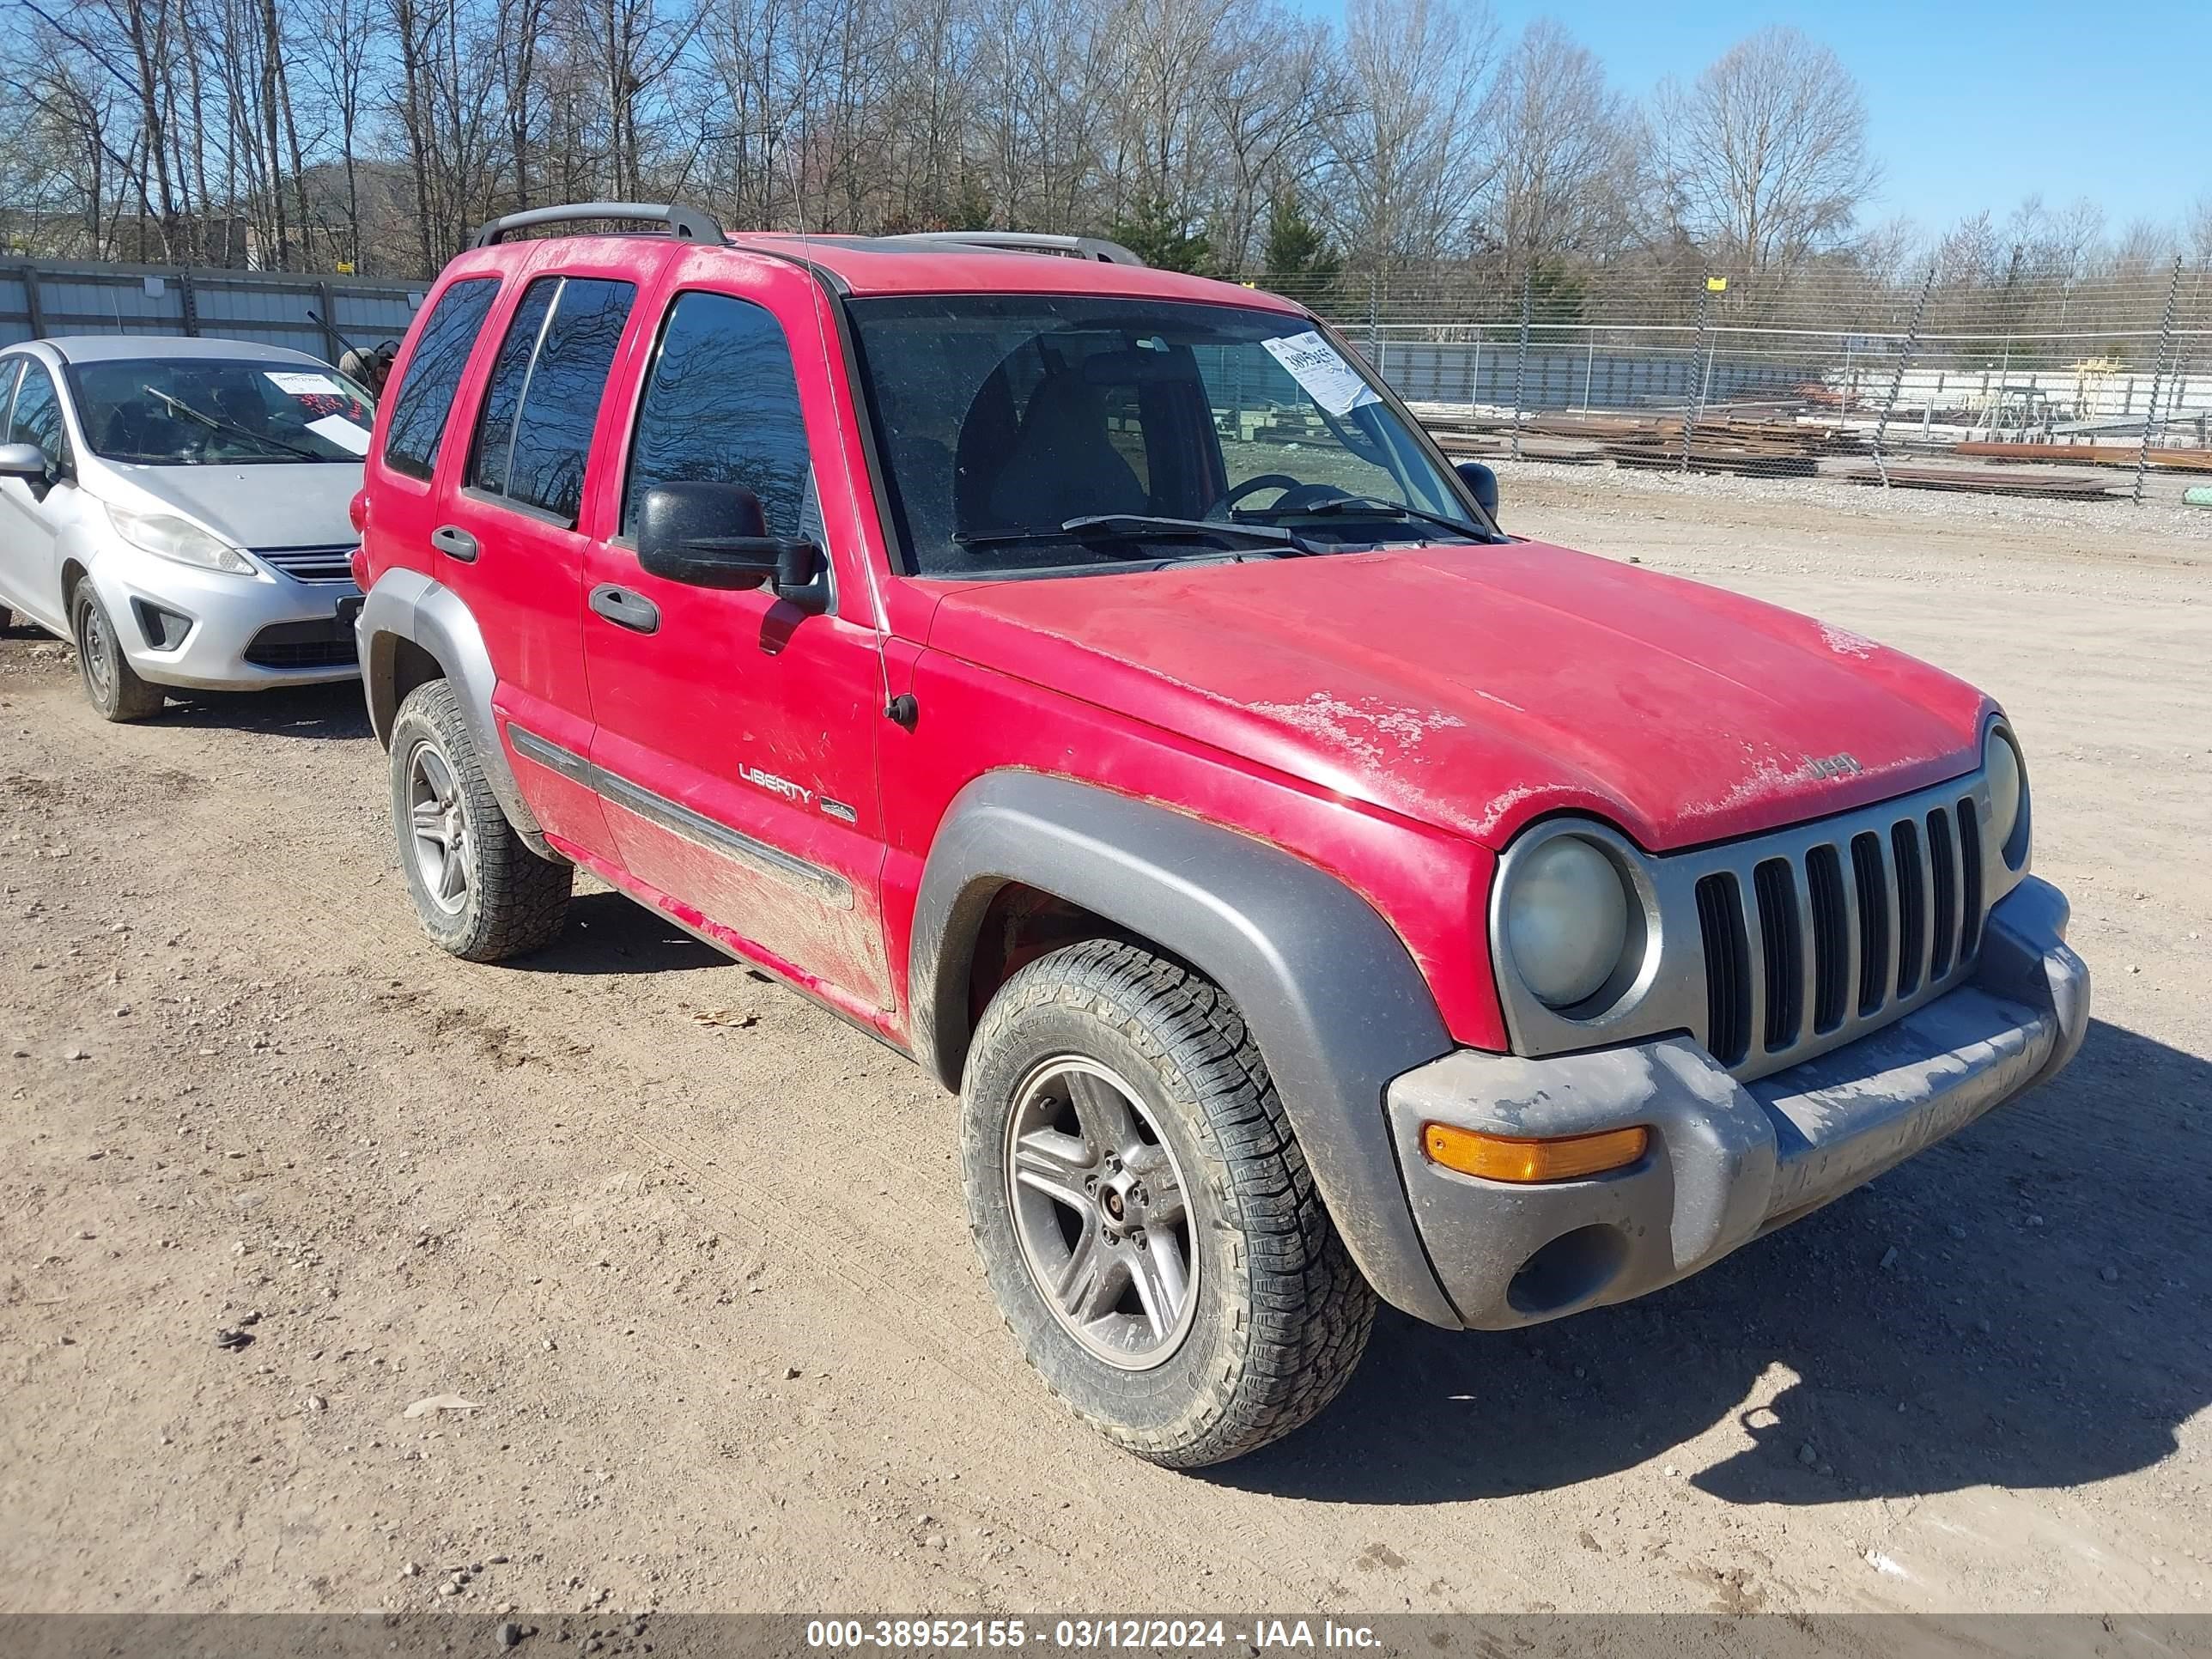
xmin=516 ymin=888 xmax=729 ymax=976
xmin=1215 ymin=1015 xmax=2210 ymax=1506
xmin=161 ymin=679 xmax=373 ymax=742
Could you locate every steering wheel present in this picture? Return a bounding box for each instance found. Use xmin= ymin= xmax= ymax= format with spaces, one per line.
xmin=1208 ymin=477 xmax=1359 ymax=520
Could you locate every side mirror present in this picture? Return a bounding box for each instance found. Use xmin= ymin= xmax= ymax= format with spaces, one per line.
xmin=1455 ymin=460 xmax=1500 ymax=522
xmin=635 ymin=482 xmax=823 ymax=605
xmin=0 ymin=441 xmax=52 ymax=485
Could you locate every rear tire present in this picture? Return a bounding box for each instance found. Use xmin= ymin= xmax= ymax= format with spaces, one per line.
xmin=388 ymin=679 xmax=570 ymax=961
xmin=70 ymin=583 xmax=164 ymax=722
xmin=961 ymin=939 xmax=1376 ymax=1468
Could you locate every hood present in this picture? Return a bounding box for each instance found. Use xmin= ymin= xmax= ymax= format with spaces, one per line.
xmin=102 ymin=461 xmax=362 ymax=551
xmin=922 ymin=544 xmax=1992 ymax=852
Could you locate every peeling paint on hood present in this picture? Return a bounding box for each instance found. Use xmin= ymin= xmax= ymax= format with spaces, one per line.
xmin=922 ymin=542 xmax=1991 ymax=851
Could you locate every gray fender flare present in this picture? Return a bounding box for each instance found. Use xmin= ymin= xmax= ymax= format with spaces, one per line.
xmin=356 ymin=566 xmax=550 ymax=855
xmin=910 ymin=770 xmax=1462 ymax=1328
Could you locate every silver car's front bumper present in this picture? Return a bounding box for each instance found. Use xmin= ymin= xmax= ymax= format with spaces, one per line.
xmin=1387 ymin=877 xmax=2089 ymax=1330
xmin=87 ymin=544 xmax=359 ymax=690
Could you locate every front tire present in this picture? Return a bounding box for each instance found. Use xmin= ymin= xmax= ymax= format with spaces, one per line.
xmin=388 ymin=679 xmax=570 ymax=961
xmin=70 ymin=583 xmax=164 ymax=721
xmin=961 ymin=939 xmax=1376 ymax=1468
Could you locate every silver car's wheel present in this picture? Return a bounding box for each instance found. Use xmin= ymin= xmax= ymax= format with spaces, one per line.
xmin=1005 ymin=1055 xmax=1199 ymax=1370
xmin=80 ymin=601 xmax=115 ymax=701
xmin=405 ymin=742 xmax=471 ymax=915
xmin=69 ymin=582 xmax=164 ymax=722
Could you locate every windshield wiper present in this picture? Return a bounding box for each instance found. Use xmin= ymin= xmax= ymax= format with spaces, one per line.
xmin=957 ymin=514 xmax=1322 ymax=556
xmin=1244 ymin=495 xmax=1493 ymax=543
xmin=142 ymin=386 xmax=323 ymax=462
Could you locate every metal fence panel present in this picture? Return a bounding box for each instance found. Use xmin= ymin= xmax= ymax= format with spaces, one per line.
xmin=0 ymin=258 xmax=424 ymax=363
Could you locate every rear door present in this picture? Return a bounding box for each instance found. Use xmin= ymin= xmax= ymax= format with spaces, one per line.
xmin=434 ymin=268 xmax=652 ymax=860
xmin=579 ymin=274 xmax=894 ymax=1020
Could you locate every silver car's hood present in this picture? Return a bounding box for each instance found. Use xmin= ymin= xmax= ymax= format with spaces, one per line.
xmin=103 ymin=461 xmax=361 ymax=550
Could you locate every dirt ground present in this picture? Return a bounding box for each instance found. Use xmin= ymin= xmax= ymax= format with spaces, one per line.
xmin=3 ymin=472 xmax=2208 ymax=1620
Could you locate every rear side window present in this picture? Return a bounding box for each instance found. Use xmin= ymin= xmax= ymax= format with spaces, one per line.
xmin=9 ymin=362 xmax=72 ymax=470
xmin=383 ymin=277 xmax=498 ymax=480
xmin=622 ymin=291 xmax=816 ymax=538
xmin=468 ymin=276 xmax=635 ymax=526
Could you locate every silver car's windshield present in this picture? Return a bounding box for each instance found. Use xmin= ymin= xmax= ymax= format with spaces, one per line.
xmin=69 ymin=358 xmax=376 ymax=466
xmin=848 ymin=295 xmax=1486 ymax=577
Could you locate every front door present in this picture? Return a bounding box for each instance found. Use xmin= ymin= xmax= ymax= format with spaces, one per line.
xmin=0 ymin=360 xmax=75 ymax=630
xmin=580 ymin=280 xmax=892 ymax=1020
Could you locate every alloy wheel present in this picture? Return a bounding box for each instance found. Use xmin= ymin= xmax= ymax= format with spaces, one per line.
xmin=1004 ymin=1055 xmax=1200 ymax=1370
xmin=405 ymin=741 xmax=471 ymax=915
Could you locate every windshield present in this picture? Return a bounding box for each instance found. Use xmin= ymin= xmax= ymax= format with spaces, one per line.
xmin=848 ymin=295 xmax=1485 ymax=577
xmin=70 ymin=357 xmax=376 ymax=465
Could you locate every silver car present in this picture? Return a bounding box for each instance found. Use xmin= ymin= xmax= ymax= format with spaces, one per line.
xmin=0 ymin=336 xmax=373 ymax=720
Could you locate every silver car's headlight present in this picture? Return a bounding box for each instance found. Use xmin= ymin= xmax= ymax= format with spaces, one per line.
xmin=1503 ymin=834 xmax=1633 ymax=1009
xmin=105 ymin=503 xmax=256 ymax=575
xmin=1985 ymin=726 xmax=2028 ymax=868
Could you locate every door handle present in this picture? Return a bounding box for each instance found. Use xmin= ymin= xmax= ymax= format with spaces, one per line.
xmin=431 ymin=524 xmax=478 ymax=562
xmin=588 ymin=583 xmax=660 ymax=635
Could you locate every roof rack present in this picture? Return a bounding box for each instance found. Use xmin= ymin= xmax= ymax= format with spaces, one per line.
xmin=873 ymin=231 xmax=1146 ymax=267
xmin=470 ymin=201 xmax=726 ymax=250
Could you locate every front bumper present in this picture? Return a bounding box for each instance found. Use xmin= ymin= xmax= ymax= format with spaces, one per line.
xmin=88 ymin=547 xmax=360 ymax=690
xmin=1388 ymin=877 xmax=2089 ymax=1330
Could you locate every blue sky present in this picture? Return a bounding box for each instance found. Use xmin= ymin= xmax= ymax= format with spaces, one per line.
xmin=1369 ymin=0 xmax=2209 ymax=237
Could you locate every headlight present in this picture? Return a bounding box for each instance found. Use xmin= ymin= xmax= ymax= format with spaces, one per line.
xmin=1504 ymin=835 xmax=1633 ymax=1009
xmin=105 ymin=503 xmax=255 ymax=575
xmin=1985 ymin=726 xmax=2027 ymax=866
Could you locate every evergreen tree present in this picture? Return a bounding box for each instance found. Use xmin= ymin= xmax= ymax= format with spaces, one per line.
xmin=1108 ymin=192 xmax=1214 ymax=275
xmin=948 ymin=173 xmax=995 ymax=233
xmin=1261 ymin=193 xmax=1340 ymax=300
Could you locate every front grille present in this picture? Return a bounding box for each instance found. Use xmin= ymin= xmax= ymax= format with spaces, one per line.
xmin=1692 ymin=791 xmax=1986 ymax=1079
xmin=1695 ymin=872 xmax=1751 ymax=1067
xmin=256 ymin=544 xmax=357 ymax=584
xmin=243 ymin=618 xmax=358 ymax=669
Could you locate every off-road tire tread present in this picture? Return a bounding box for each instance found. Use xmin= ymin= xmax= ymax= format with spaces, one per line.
xmin=391 ymin=680 xmax=569 ymax=962
xmin=963 ymin=938 xmax=1375 ymax=1467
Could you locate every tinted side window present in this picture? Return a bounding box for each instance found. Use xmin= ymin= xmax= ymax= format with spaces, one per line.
xmin=623 ymin=292 xmax=816 ymax=538
xmin=469 ymin=278 xmax=560 ymax=499
xmin=9 ymin=363 xmax=71 ymax=469
xmin=382 ymin=277 xmax=498 ymax=481
xmin=501 ymin=277 xmax=634 ymax=524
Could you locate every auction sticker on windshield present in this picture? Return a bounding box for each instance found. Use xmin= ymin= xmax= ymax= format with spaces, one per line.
xmin=1261 ymin=330 xmax=1381 ymax=418
xmin=265 ymin=370 xmax=345 ymax=397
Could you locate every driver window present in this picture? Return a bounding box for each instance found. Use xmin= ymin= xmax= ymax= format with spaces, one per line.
xmin=9 ymin=364 xmax=72 ymax=471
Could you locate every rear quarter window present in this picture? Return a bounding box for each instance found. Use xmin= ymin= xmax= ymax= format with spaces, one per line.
xmin=381 ymin=277 xmax=499 ymax=481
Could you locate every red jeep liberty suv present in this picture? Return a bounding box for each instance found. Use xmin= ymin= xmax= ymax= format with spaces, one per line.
xmin=352 ymin=202 xmax=2089 ymax=1468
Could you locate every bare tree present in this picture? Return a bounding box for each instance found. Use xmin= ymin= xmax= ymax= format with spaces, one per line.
xmin=1650 ymin=25 xmax=1876 ymax=286
xmin=1327 ymin=0 xmax=1495 ymax=270
xmin=1483 ymin=20 xmax=1628 ymax=295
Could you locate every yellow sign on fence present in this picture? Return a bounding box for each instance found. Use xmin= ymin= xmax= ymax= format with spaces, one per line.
xmin=1705 ymin=276 xmax=1729 ymax=292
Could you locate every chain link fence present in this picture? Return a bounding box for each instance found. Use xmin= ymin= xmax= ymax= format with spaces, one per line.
xmin=9 ymin=252 xmax=2211 ymax=508
xmin=1261 ymin=261 xmax=2212 ymax=507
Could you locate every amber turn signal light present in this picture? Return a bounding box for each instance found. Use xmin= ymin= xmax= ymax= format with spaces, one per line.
xmin=1421 ymin=1121 xmax=1649 ymax=1183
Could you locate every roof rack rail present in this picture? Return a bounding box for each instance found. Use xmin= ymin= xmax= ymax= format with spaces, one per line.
xmin=874 ymin=230 xmax=1146 ymax=267
xmin=470 ymin=201 xmax=726 ymax=250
